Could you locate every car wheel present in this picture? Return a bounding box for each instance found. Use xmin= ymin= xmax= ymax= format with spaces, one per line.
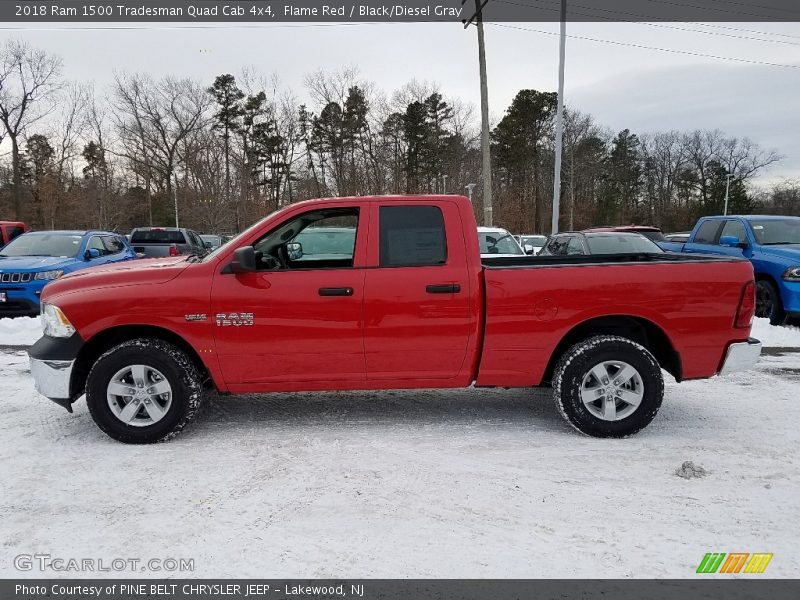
xmin=86 ymin=339 xmax=204 ymax=443
xmin=553 ymin=335 xmax=664 ymax=438
xmin=755 ymin=279 xmax=786 ymax=326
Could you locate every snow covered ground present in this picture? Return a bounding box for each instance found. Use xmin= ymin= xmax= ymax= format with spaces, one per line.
xmin=0 ymin=317 xmax=798 ymax=578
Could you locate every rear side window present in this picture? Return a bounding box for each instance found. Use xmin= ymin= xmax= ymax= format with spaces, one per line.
xmin=567 ymin=237 xmax=585 ymax=255
xmin=694 ymin=221 xmax=721 ymax=244
xmin=103 ymin=236 xmax=126 ymax=254
xmin=379 ymin=206 xmax=447 ymax=267
xmin=6 ymin=226 xmax=25 ymax=241
xmin=131 ymin=230 xmax=186 ymax=244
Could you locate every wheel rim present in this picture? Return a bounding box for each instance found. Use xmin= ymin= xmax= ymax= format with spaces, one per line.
xmin=107 ymin=364 xmax=173 ymax=427
xmin=580 ymin=360 xmax=644 ymax=421
xmin=755 ymin=281 xmax=774 ymax=319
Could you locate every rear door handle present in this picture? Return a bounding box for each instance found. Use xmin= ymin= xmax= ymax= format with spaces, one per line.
xmin=426 ymin=284 xmax=461 ymax=294
xmin=319 ymin=287 xmax=354 ymax=297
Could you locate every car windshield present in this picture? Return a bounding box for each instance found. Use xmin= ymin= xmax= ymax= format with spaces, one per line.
xmin=479 ymin=231 xmax=524 ymax=255
xmin=294 ymin=227 xmax=356 ymax=256
xmin=747 ymin=218 xmax=800 ymax=245
xmin=520 ymin=235 xmax=547 ymax=246
xmin=585 ymin=234 xmax=664 ymax=254
xmin=0 ymin=233 xmax=83 ymax=258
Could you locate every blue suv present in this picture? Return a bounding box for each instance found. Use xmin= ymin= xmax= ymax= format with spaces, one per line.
xmin=0 ymin=230 xmax=136 ymax=317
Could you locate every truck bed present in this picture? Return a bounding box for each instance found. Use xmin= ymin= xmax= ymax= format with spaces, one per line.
xmin=481 ymin=251 xmax=741 ymax=268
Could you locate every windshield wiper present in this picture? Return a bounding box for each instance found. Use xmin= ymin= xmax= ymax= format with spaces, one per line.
xmin=762 ymin=241 xmax=798 ymax=245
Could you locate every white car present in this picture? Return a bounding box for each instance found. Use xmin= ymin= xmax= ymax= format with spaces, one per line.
xmin=478 ymin=227 xmax=526 ymax=258
xmin=517 ymin=234 xmax=548 ymax=255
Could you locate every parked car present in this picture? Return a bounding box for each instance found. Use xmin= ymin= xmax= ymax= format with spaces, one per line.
xmin=29 ymin=195 xmax=759 ymax=443
xmin=517 ymin=234 xmax=548 ymax=255
xmin=584 ymin=225 xmax=666 ymax=243
xmin=663 ymin=232 xmax=691 ymax=244
xmin=659 ymin=215 xmax=800 ymax=324
xmin=539 ymin=231 xmax=665 ymax=256
xmin=199 ymin=234 xmax=224 ymax=252
xmin=478 ymin=226 xmax=525 ymax=257
xmin=0 ymin=221 xmax=29 ymax=249
xmin=0 ymin=230 xmax=135 ymax=317
xmin=129 ymin=227 xmax=208 ymax=258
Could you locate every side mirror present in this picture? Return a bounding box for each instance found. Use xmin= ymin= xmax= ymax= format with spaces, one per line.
xmin=286 ymin=242 xmax=303 ymax=261
xmin=523 ymin=244 xmax=535 ymax=255
xmin=85 ymin=248 xmax=101 ymax=260
xmin=719 ymin=235 xmax=744 ymax=248
xmin=204 ymin=241 xmax=213 ymax=249
xmin=231 ymin=246 xmax=256 ymax=273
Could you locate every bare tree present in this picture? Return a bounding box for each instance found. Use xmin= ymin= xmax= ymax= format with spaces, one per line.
xmin=0 ymin=39 xmax=62 ymax=219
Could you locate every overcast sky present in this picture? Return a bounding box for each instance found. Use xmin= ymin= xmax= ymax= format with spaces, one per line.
xmin=4 ymin=20 xmax=800 ymax=186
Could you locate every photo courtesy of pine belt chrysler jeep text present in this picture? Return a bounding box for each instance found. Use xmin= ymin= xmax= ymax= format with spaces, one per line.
xmin=28 ymin=195 xmax=761 ymax=443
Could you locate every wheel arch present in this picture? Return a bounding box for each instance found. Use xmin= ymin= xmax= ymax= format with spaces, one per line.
xmin=71 ymin=325 xmax=214 ymax=399
xmin=542 ymin=315 xmax=682 ymax=384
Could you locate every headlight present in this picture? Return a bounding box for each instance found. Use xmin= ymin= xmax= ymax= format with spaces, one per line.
xmin=40 ymin=304 xmax=76 ymax=338
xmin=782 ymin=267 xmax=800 ymax=281
xmin=34 ymin=270 xmax=64 ymax=281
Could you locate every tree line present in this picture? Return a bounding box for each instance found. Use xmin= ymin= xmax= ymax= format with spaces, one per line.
xmin=0 ymin=39 xmax=796 ymax=237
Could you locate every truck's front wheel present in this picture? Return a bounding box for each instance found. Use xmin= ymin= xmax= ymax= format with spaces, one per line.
xmin=86 ymin=339 xmax=204 ymax=443
xmin=553 ymin=335 xmax=664 ymax=437
xmin=756 ymin=279 xmax=786 ymax=325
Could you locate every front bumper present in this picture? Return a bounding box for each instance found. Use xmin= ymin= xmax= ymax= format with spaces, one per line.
xmin=0 ymin=280 xmax=46 ymax=316
xmin=28 ymin=333 xmax=85 ymax=411
xmin=719 ymin=337 xmax=762 ymax=376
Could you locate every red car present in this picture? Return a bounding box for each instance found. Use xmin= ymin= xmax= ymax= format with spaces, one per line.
xmin=28 ymin=195 xmax=760 ymax=443
xmin=0 ymin=221 xmax=28 ymax=248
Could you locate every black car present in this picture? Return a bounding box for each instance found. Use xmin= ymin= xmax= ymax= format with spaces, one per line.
xmin=539 ymin=231 xmax=665 ymax=256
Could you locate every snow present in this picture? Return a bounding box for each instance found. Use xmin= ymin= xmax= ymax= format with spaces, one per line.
xmin=752 ymin=317 xmax=800 ymax=348
xmin=0 ymin=316 xmax=41 ymax=347
xmin=0 ymin=319 xmax=799 ymax=578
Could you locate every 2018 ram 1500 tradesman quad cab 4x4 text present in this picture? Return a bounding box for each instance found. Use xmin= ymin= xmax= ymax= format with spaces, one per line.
xmin=29 ymin=195 xmax=761 ymax=443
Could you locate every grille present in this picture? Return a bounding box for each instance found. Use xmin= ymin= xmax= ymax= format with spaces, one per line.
xmin=0 ymin=272 xmax=33 ymax=283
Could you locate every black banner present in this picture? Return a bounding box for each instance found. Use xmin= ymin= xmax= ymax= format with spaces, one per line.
xmin=4 ymin=580 xmax=800 ymax=600
xmin=3 ymin=0 xmax=800 ymax=24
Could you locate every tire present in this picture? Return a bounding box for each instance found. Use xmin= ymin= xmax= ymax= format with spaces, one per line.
xmin=553 ymin=335 xmax=664 ymax=438
xmin=86 ymin=339 xmax=204 ymax=443
xmin=755 ymin=279 xmax=786 ymax=326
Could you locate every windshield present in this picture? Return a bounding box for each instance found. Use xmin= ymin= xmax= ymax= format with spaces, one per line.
xmin=585 ymin=234 xmax=664 ymax=254
xmin=294 ymin=227 xmax=356 ymax=256
xmin=0 ymin=233 xmax=83 ymax=258
xmin=202 ymin=210 xmax=285 ymax=262
xmin=520 ymin=235 xmax=547 ymax=247
xmin=479 ymin=231 xmax=524 ymax=255
xmin=747 ymin=218 xmax=800 ymax=245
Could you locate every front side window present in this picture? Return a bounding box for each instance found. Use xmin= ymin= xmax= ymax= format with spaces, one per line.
xmin=253 ymin=208 xmax=359 ymax=270
xmin=7 ymin=226 xmax=25 ymax=241
xmin=379 ymin=205 xmax=447 ymax=267
xmin=567 ymin=237 xmax=586 ymax=255
xmin=544 ymin=236 xmax=570 ymax=256
xmin=720 ymin=220 xmax=747 ymax=244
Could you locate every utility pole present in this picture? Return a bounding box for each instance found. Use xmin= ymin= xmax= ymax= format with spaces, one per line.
xmin=464 ymin=0 xmax=493 ymax=225
xmin=442 ymin=174 xmax=449 ymax=194
xmin=173 ymin=171 xmax=180 ymax=228
xmin=724 ymin=173 xmax=735 ymax=215
xmin=551 ymin=0 xmax=567 ymax=235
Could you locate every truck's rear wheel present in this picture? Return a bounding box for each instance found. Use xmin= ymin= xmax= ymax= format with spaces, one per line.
xmin=756 ymin=279 xmax=786 ymax=325
xmin=553 ymin=335 xmax=664 ymax=437
xmin=86 ymin=339 xmax=204 ymax=443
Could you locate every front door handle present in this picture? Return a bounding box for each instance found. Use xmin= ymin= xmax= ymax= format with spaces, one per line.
xmin=426 ymin=284 xmax=461 ymax=294
xmin=319 ymin=287 xmax=354 ymax=297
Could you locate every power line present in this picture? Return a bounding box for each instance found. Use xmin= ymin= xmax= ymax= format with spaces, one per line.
xmin=640 ymin=0 xmax=792 ymax=21
xmin=494 ymin=0 xmax=800 ymax=46
xmin=488 ymin=22 xmax=800 ymax=69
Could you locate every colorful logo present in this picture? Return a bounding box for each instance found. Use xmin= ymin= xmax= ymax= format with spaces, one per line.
xmin=696 ymin=552 xmax=773 ymax=574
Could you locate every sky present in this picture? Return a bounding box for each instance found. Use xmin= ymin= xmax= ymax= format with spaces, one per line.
xmin=3 ymin=19 xmax=800 ymax=186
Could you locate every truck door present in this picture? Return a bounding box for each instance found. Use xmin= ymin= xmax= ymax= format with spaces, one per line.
xmin=363 ymin=202 xmax=475 ymax=381
xmin=683 ymin=219 xmax=724 ymax=255
xmin=211 ymin=204 xmax=368 ymax=386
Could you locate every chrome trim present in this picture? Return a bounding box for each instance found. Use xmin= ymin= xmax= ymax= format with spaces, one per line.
xmin=719 ymin=338 xmax=762 ymax=376
xmin=29 ymin=357 xmax=74 ymax=399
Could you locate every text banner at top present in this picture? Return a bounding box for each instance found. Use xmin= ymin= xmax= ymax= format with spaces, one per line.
xmin=3 ymin=0 xmax=800 ymax=23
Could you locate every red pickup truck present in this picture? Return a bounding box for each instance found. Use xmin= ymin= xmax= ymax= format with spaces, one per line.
xmin=29 ymin=195 xmax=761 ymax=443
